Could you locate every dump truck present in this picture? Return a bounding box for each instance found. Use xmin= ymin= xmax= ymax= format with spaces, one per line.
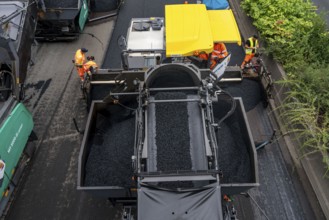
xmin=78 ymin=4 xmax=259 ymax=219
xmin=35 ymin=0 xmax=121 ymax=41
xmin=0 ymin=0 xmax=36 ymax=216
xmin=35 ymin=0 xmax=90 ymax=40
xmin=0 ymin=0 xmax=38 ymax=101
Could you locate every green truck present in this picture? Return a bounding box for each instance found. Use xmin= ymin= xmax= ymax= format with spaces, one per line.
xmin=0 ymin=102 xmax=34 ymax=215
xmin=35 ymin=0 xmax=121 ymax=41
xmin=0 ymin=0 xmax=36 ymax=215
xmin=35 ymin=0 xmax=89 ymax=40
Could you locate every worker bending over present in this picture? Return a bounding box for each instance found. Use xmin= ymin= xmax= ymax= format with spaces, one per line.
xmin=74 ymin=48 xmax=88 ymax=81
xmin=240 ymin=35 xmax=259 ymax=69
xmin=210 ymin=42 xmax=228 ymax=69
xmin=193 ymin=50 xmax=209 ymax=68
xmin=83 ymin=56 xmax=98 ymax=80
xmin=193 ymin=43 xmax=228 ymax=70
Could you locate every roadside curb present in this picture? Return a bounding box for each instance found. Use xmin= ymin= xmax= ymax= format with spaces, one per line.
xmin=229 ymin=0 xmax=329 ymax=219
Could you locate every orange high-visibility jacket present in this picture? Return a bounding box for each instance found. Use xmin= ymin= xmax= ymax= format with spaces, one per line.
xmin=83 ymin=61 xmax=98 ymax=73
xmin=75 ymin=49 xmax=86 ymax=67
xmin=194 ymin=51 xmax=209 ymax=60
xmin=211 ymin=43 xmax=228 ymax=59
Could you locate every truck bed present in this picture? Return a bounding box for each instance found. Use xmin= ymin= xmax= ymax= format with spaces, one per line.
xmin=84 ymin=113 xmax=135 ymax=187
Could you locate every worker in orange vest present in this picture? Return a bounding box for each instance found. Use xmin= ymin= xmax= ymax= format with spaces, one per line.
xmin=240 ymin=35 xmax=259 ymax=69
xmin=193 ymin=50 xmax=209 ymax=68
xmin=74 ymin=48 xmax=88 ymax=81
xmin=83 ymin=56 xmax=98 ymax=79
xmin=210 ymin=42 xmax=228 ymax=69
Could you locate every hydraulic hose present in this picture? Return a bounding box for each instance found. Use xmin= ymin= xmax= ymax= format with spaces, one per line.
xmin=216 ymin=89 xmax=236 ymax=127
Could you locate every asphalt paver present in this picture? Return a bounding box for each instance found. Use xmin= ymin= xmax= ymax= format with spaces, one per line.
xmin=5 ymin=1 xmax=319 ymax=220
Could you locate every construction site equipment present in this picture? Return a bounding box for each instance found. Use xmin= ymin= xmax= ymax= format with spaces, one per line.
xmin=35 ymin=0 xmax=89 ymax=40
xmin=0 ymin=1 xmax=36 ymax=216
xmin=120 ymin=4 xmax=242 ymax=82
xmin=78 ymin=63 xmax=258 ymax=219
xmin=0 ymin=0 xmax=38 ymax=101
xmin=77 ymin=3 xmax=259 ymax=219
xmin=35 ymin=0 xmax=122 ymax=41
xmin=242 ymin=50 xmax=273 ymax=107
xmin=0 ymin=102 xmax=34 ymax=216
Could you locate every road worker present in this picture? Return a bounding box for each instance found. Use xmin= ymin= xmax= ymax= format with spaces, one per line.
xmin=210 ymin=42 xmax=228 ymax=69
xmin=74 ymin=48 xmax=88 ymax=81
xmin=240 ymin=35 xmax=259 ymax=69
xmin=193 ymin=50 xmax=209 ymax=68
xmin=83 ymin=56 xmax=98 ymax=79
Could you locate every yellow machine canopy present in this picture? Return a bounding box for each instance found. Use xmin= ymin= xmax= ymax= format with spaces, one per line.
xmin=165 ymin=4 xmax=241 ymax=57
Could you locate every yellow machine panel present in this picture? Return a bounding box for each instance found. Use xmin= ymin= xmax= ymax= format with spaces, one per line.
xmin=165 ymin=4 xmax=242 ymax=57
xmin=165 ymin=4 xmax=213 ymax=57
xmin=208 ymin=10 xmax=241 ymax=45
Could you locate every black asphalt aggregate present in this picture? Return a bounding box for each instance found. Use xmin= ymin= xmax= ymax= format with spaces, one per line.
xmin=154 ymin=92 xmax=192 ymax=172
xmin=85 ymin=113 xmax=135 ymax=187
xmin=216 ymin=115 xmax=252 ymax=184
xmin=213 ymin=93 xmax=252 ymax=184
xmin=219 ymin=79 xmax=264 ymax=112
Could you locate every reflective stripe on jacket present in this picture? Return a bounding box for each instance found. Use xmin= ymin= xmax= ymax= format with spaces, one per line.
xmin=211 ymin=43 xmax=228 ymax=59
xmin=75 ymin=49 xmax=86 ymax=67
xmin=194 ymin=51 xmax=209 ymax=60
xmin=83 ymin=61 xmax=98 ymax=72
xmin=245 ymin=37 xmax=258 ymax=55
